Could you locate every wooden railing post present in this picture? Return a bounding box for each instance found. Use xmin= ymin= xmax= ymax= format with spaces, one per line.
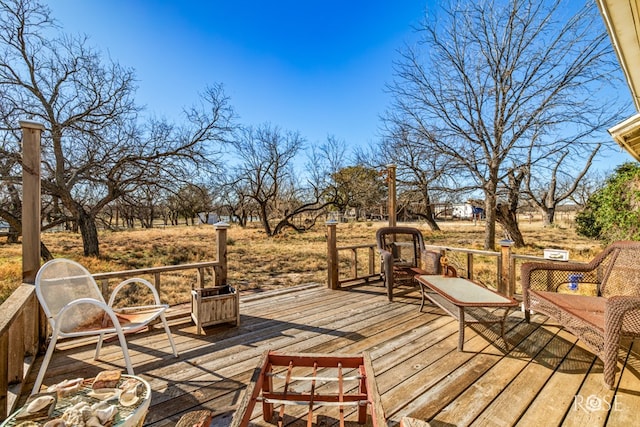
xmin=466 ymin=253 xmax=474 ymax=280
xmin=197 ymin=267 xmax=205 ymax=288
xmin=154 ymin=273 xmax=161 ymax=295
xmin=0 ymin=332 xmax=7 ymax=419
xmin=387 ymin=164 xmax=397 ymax=227
xmin=20 ymin=121 xmax=47 ymax=357
xmin=350 ymin=248 xmax=358 ymax=280
xmin=326 ymin=220 xmax=339 ymax=290
xmin=214 ymin=222 xmax=229 ymax=286
xmin=20 ymin=120 xmax=44 ymax=284
xmin=368 ymin=246 xmax=376 ymax=278
xmin=100 ymin=279 xmax=109 ymax=297
xmin=499 ymin=240 xmax=514 ymax=296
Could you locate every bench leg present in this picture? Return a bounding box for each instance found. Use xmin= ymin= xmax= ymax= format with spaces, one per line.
xmin=501 ymin=308 xmax=511 ymax=351
xmin=458 ymin=307 xmax=465 ymax=351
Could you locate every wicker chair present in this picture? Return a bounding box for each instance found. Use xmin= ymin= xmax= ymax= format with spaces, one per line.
xmin=521 ymin=241 xmax=640 ymax=388
xmin=376 ymin=226 xmax=453 ymax=301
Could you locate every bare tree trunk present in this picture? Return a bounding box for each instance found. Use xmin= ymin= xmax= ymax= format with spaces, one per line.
xmin=77 ymin=209 xmax=100 ymax=257
xmin=496 ymin=203 xmax=526 ymax=247
xmin=7 ymin=226 xmax=19 ymax=243
xmin=483 ymin=186 xmax=497 ymax=250
xmin=422 ymin=198 xmax=440 ymax=231
xmin=527 ymin=147 xmax=601 ymax=227
xmin=496 ymin=168 xmax=527 ymax=247
xmin=40 ymin=241 xmax=53 ymax=261
xmin=259 ymin=203 xmax=272 ymax=236
xmin=542 ymin=206 xmax=556 ymax=227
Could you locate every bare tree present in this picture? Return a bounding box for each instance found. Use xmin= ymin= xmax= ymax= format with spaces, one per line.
xmin=216 ymin=179 xmax=256 ymax=227
xmin=387 ymin=0 xmax=626 ymax=249
xmin=331 ymin=165 xmax=386 ymax=218
xmin=0 ymin=138 xmax=21 ymax=242
xmin=526 ymin=145 xmax=601 ymax=225
xmin=0 ymin=0 xmax=234 ymax=256
xmin=168 ymin=183 xmax=214 ymax=225
xmin=228 ymin=124 xmax=337 ymax=235
xmin=308 ymin=135 xmax=347 ymax=216
xmin=379 ymin=123 xmax=474 ymax=230
xmin=227 ymin=124 xmax=301 ymax=235
xmin=570 ymin=168 xmax=606 ymax=208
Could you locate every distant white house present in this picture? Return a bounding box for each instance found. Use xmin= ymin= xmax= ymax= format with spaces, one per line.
xmin=452 ymin=203 xmax=484 ymax=220
xmin=197 ymin=213 xmax=220 ymax=225
xmin=452 ymin=203 xmax=473 ymax=219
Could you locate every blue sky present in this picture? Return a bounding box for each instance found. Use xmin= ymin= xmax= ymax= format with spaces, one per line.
xmin=48 ymin=1 xmax=426 ymax=154
xmin=47 ymin=0 xmax=636 ymax=171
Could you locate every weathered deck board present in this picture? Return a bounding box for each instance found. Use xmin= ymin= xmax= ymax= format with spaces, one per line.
xmin=469 ymin=327 xmax=577 ymax=426
xmin=431 ymin=322 xmax=563 ymax=426
xmin=18 ymin=283 xmax=639 ymax=427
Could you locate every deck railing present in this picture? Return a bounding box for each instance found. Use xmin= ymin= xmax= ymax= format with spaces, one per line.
xmin=0 ymin=284 xmax=39 ymax=421
xmin=0 ymin=223 xmax=229 ymax=420
xmin=326 ymin=221 xmax=558 ymax=296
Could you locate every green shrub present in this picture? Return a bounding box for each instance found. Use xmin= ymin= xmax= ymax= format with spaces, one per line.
xmin=575 ymin=163 xmax=640 ymax=242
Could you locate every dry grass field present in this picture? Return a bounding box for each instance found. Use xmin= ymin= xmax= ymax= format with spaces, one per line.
xmin=0 ymin=217 xmax=604 ymax=305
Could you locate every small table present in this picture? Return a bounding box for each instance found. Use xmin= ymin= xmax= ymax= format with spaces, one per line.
xmin=2 ymin=375 xmax=150 ymax=427
xmin=417 ymin=275 xmax=519 ymax=351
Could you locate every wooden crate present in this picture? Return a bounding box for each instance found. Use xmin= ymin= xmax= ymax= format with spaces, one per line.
xmin=191 ymin=285 xmax=239 ymax=335
xmin=231 ymin=351 xmax=386 ymax=427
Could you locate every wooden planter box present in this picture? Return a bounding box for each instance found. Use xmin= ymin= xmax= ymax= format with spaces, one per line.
xmin=191 ymin=285 xmax=239 ymax=335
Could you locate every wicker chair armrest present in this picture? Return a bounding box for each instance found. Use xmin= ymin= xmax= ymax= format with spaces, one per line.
xmin=605 ymin=296 xmax=640 ymax=334
xmin=378 ymin=248 xmax=393 ymax=261
xmin=378 ymin=248 xmax=393 ymax=271
xmin=521 ymin=261 xmax=599 ymax=312
xmin=521 ymin=261 xmax=597 ymax=293
xmin=108 ymin=277 xmax=163 ymax=307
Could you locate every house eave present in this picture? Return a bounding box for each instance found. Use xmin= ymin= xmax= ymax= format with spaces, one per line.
xmin=597 ymin=0 xmax=640 ymax=160
xmin=608 ymin=112 xmax=640 ymax=162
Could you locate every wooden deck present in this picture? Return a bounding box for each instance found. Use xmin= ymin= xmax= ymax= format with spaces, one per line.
xmin=24 ymin=283 xmax=640 ymax=426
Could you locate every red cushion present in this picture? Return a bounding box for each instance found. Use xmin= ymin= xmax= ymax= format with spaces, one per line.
xmin=533 ymin=291 xmax=605 ymax=331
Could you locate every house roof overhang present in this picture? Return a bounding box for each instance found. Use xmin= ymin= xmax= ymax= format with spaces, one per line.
xmin=597 ymin=0 xmax=640 ymax=160
xmin=608 ymin=112 xmax=640 ymax=161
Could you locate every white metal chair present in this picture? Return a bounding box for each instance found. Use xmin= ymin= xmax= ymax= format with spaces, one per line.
xmin=32 ymin=258 xmax=179 ymax=394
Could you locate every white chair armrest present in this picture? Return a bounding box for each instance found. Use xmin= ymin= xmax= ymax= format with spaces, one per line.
xmin=54 ymin=297 xmax=126 ymax=336
xmin=108 ymin=277 xmax=162 ymax=306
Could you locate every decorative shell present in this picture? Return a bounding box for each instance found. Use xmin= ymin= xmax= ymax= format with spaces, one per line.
xmin=61 ymin=408 xmax=83 ymax=426
xmin=61 ymin=402 xmax=90 ymax=426
xmin=47 ymin=377 xmax=83 ymax=393
xmin=118 ymin=383 xmax=140 ymax=407
xmin=85 ymin=415 xmax=104 ymax=427
xmin=91 ymin=402 xmax=118 ymax=424
xmin=43 ymin=419 xmax=67 ymax=427
xmin=25 ymin=395 xmax=56 ymax=414
xmin=119 ymin=377 xmax=138 ymax=391
xmin=47 ymin=377 xmax=84 ymax=398
xmin=87 ymin=388 xmax=122 ymax=401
